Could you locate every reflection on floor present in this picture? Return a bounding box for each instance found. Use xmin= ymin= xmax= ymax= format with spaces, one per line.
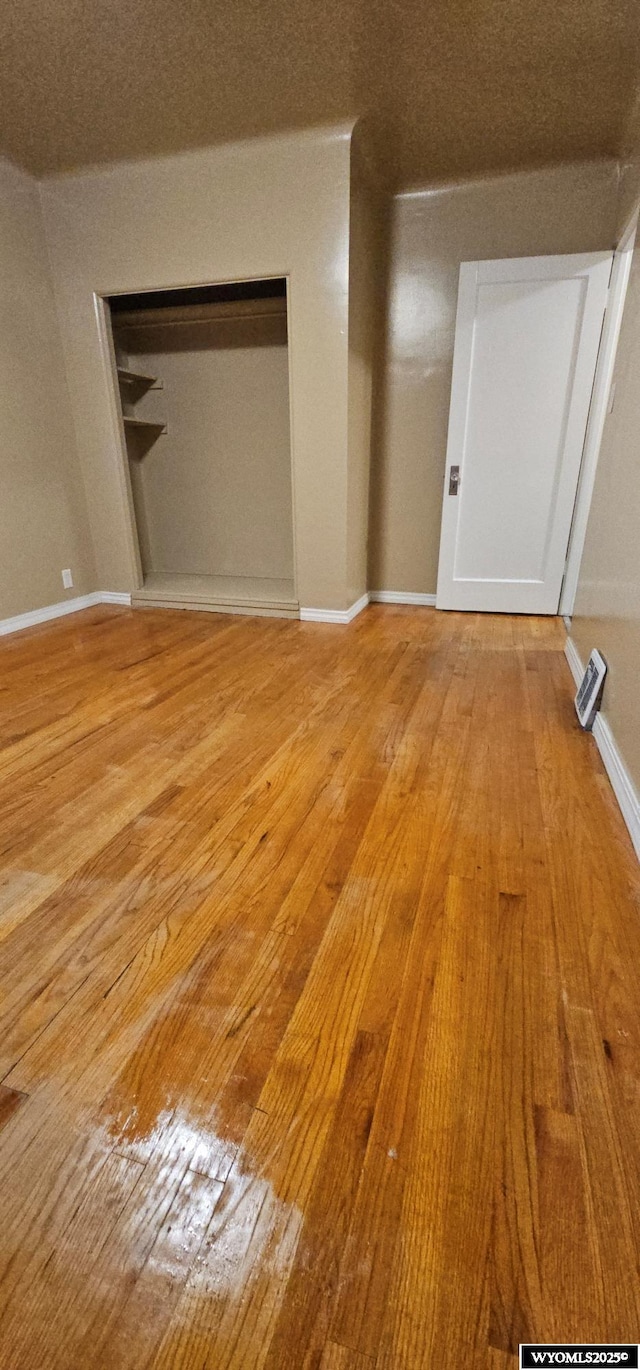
xmin=0 ymin=603 xmax=638 ymax=1368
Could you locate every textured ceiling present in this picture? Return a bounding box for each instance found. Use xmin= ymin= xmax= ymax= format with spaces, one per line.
xmin=0 ymin=0 xmax=638 ymax=187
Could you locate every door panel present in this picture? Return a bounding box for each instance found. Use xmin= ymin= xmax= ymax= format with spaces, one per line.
xmin=436 ymin=253 xmax=611 ymax=614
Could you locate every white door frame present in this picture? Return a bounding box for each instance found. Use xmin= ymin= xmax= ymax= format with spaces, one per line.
xmin=560 ymin=209 xmax=638 ymax=617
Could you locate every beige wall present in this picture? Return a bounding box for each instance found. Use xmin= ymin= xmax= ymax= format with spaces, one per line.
xmin=39 ymin=126 xmax=354 ymax=611
xmin=570 ymin=212 xmax=640 ymax=792
xmin=369 ymin=159 xmax=620 ymax=594
xmin=0 ymin=158 xmax=95 ymax=619
xmin=616 ymin=92 xmax=640 ymax=239
xmin=4 ymin=136 xmax=622 ymax=624
xmin=122 ymin=317 xmax=293 ymax=581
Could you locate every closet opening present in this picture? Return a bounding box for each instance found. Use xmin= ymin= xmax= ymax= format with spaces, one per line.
xmin=105 ymin=277 xmax=297 ymax=617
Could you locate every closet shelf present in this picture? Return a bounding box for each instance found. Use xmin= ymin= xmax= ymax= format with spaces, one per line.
xmin=117 ymin=366 xmax=161 ymax=389
xmin=115 ymin=296 xmax=287 ymax=331
xmin=123 ymin=415 xmax=166 ymax=433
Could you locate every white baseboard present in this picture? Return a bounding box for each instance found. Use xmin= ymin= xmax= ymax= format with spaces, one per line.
xmin=564 ymin=635 xmax=584 ymax=689
xmin=0 ymin=590 xmax=132 ymax=638
xmin=300 ymin=592 xmax=370 ymax=625
xmin=299 ymin=589 xmax=437 ymax=622
xmin=100 ymin=591 xmax=132 ymax=606
xmin=369 ymin=590 xmax=437 ymax=606
xmin=564 ymin=637 xmax=640 ymax=861
xmin=592 ymin=712 xmax=640 ymax=861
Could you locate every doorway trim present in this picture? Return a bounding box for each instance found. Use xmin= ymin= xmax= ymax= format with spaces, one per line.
xmin=560 ymin=209 xmax=638 ymax=617
xmin=92 ymin=272 xmax=299 ymax=609
xmin=93 ymin=292 xmax=145 ymax=591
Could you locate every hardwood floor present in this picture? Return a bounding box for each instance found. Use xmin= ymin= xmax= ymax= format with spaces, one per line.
xmin=0 ymin=603 xmax=639 ymax=1368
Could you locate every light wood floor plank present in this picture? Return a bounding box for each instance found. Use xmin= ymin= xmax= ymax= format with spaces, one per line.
xmin=0 ymin=604 xmax=637 ymax=1368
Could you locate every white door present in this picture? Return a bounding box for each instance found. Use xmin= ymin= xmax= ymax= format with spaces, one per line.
xmin=435 ymin=252 xmax=611 ymax=614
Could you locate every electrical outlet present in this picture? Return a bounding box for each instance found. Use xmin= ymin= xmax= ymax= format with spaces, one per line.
xmin=62 ymin=569 xmax=73 ymax=590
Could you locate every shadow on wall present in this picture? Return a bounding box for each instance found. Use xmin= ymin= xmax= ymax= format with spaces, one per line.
xmin=366 ymin=198 xmax=394 ymax=595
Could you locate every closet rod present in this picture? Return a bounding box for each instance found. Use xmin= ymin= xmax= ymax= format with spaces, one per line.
xmin=114 ymin=297 xmax=287 ymax=330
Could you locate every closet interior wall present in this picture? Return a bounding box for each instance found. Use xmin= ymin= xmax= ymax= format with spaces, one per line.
xmin=111 ymin=287 xmax=296 ymax=616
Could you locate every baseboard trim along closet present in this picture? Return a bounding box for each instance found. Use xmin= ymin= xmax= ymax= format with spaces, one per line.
xmin=299 ymin=593 xmax=370 ymax=624
xmin=564 ymin=637 xmax=640 ymax=861
xmin=369 ymin=590 xmax=437 ymax=606
xmin=0 ymin=591 xmax=132 ymax=638
xmin=299 ymin=590 xmax=439 ymax=622
xmin=100 ymin=592 xmax=132 ymax=606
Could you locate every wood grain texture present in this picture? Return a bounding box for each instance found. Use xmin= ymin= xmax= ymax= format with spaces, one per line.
xmin=0 ymin=602 xmax=638 ymax=1368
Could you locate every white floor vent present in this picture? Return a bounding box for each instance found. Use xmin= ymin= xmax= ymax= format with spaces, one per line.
xmin=575 ymin=649 xmax=607 ymax=731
